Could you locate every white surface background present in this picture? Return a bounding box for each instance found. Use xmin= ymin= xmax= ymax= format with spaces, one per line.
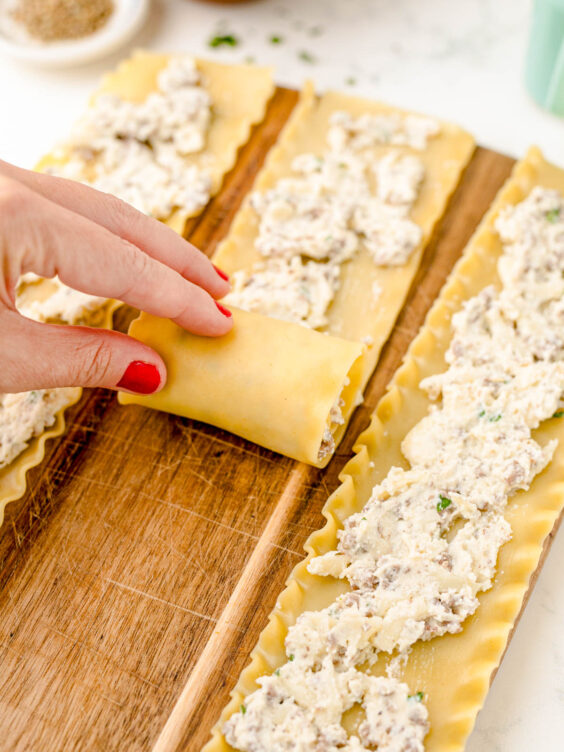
xmin=1 ymin=0 xmax=563 ymax=749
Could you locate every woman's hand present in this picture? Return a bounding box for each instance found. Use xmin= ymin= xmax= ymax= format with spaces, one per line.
xmin=0 ymin=160 xmax=233 ymax=395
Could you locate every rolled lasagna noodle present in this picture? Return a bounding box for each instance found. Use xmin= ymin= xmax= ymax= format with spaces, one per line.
xmin=205 ymin=147 xmax=564 ymax=751
xmin=118 ymin=309 xmax=364 ymax=467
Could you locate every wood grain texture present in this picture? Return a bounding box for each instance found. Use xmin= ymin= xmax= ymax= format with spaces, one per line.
xmin=0 ymin=87 xmax=517 ymax=752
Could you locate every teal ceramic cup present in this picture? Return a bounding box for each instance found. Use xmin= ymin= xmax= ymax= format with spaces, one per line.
xmin=525 ymin=0 xmax=564 ymax=114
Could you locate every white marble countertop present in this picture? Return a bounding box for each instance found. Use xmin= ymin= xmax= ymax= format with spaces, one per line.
xmin=1 ymin=0 xmax=563 ymax=749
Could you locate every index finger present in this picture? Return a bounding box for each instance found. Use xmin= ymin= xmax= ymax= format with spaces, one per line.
xmin=1 ymin=177 xmax=233 ymax=337
xmin=0 ymin=160 xmax=231 ymax=299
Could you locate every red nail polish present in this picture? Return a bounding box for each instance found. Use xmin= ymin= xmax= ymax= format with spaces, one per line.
xmin=213 ymin=264 xmax=229 ymax=282
xmin=215 ymin=301 xmax=232 ymax=318
xmin=117 ymin=361 xmax=161 ymax=394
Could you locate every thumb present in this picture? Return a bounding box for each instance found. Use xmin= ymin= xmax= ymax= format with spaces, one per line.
xmin=0 ymin=310 xmax=166 ymax=394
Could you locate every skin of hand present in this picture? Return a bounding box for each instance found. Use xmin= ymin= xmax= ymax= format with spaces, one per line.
xmin=0 ymin=160 xmax=233 ymax=396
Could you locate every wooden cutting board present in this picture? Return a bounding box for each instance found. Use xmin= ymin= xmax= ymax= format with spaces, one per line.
xmin=0 ymin=88 xmax=520 ymax=752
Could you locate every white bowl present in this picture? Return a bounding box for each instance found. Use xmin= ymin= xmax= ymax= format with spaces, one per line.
xmin=0 ymin=0 xmax=150 ymax=67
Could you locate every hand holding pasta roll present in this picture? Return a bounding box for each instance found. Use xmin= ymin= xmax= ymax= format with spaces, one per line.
xmin=0 ymin=160 xmax=233 ymax=395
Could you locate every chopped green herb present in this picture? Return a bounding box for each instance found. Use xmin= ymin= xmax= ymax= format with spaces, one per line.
xmin=298 ymin=50 xmax=316 ymax=64
xmin=408 ymin=691 xmax=424 ymax=702
xmin=345 ymin=76 xmax=357 ymax=86
xmin=546 ymin=208 xmax=561 ymax=223
xmin=553 ymin=410 xmax=564 ymax=418
xmin=274 ymin=668 xmax=280 ymax=676
xmin=361 ymin=516 xmax=367 ymax=521
xmin=309 ymin=25 xmax=323 ymax=37
xmin=240 ymin=703 xmax=246 ymax=714
xmin=209 ymin=34 xmax=238 ymax=48
xmin=437 ymin=495 xmax=452 ymax=512
xmin=269 ymin=35 xmax=283 ymax=44
xmin=479 ymin=409 xmax=502 ymax=421
xmin=288 ymin=654 xmax=295 ymax=661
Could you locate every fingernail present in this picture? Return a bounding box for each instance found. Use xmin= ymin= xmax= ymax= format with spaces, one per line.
xmin=215 ymin=301 xmax=232 ymax=318
xmin=117 ymin=361 xmax=161 ymax=394
xmin=213 ymin=264 xmax=230 ymax=282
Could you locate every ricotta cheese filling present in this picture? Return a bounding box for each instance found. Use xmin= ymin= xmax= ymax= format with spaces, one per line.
xmin=224 ymin=110 xmax=437 ymax=330
xmin=46 ymin=56 xmax=212 ymax=219
xmin=224 ymin=660 xmax=428 ymax=752
xmin=0 ymin=389 xmax=76 ymax=469
xmin=327 ymin=111 xmax=440 ymax=153
xmin=224 ymin=186 xmax=564 ymax=751
xmin=318 ymin=396 xmax=346 ymax=463
xmin=228 ymin=257 xmax=340 ymax=330
xmin=15 ymin=274 xmax=107 ymax=325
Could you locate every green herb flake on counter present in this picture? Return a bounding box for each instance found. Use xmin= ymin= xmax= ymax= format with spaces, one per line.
xmin=209 ymin=34 xmax=239 ymax=48
xmin=298 ymin=50 xmax=316 ymax=64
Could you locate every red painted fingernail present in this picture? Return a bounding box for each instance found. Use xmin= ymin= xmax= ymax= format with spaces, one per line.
xmin=215 ymin=301 xmax=232 ymax=318
xmin=213 ymin=264 xmax=229 ymax=282
xmin=117 ymin=361 xmax=161 ymax=394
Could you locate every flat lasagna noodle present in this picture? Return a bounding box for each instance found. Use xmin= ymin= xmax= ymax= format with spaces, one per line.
xmin=118 ymin=309 xmax=364 ymax=468
xmin=205 ymin=148 xmax=564 ymax=750
xmin=213 ymin=83 xmax=475 ymax=387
